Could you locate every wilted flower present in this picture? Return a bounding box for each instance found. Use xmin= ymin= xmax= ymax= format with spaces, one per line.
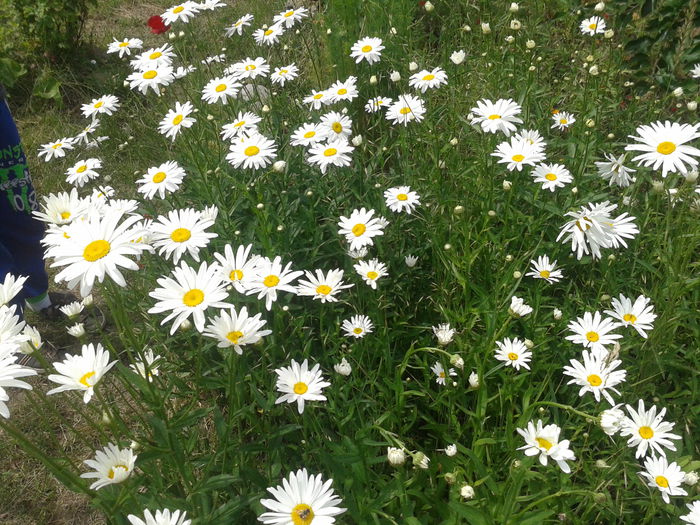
xmin=387 ymin=447 xmax=405 ymax=466
xmin=334 ymin=358 xmax=352 ymax=376
xmin=432 ymin=323 xmax=455 ymax=345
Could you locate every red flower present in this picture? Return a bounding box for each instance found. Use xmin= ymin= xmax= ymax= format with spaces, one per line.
xmin=147 ymin=15 xmax=171 ymax=34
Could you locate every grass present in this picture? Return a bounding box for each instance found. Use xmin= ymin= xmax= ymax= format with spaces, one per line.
xmin=2 ymin=0 xmax=700 ymax=524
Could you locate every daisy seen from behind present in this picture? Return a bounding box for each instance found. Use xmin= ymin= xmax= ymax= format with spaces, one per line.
xmin=562 ymin=350 xmax=627 ymax=405
xmin=47 ymin=343 xmax=116 ymax=403
xmin=203 ymin=306 xmax=271 ymax=354
xmin=625 ymin=121 xmax=700 ymax=177
xmin=158 ymin=101 xmax=196 ymax=141
xmin=137 ymin=160 xmax=186 ymax=200
xmin=384 ymin=186 xmax=421 ymax=214
xmin=148 ymin=261 xmax=232 ymax=334
xmin=81 ymin=442 xmax=136 ymax=490
xmin=350 ymin=36 xmax=384 ymax=64
xmin=604 ymin=294 xmax=656 ymax=338
xmin=619 ymin=399 xmax=682 ymax=458
xmin=274 ymin=359 xmax=330 ymax=414
xmin=258 ymin=468 xmax=346 ymax=524
xmin=517 ymin=420 xmax=576 ymax=473
xmin=595 ymin=153 xmax=637 ymax=187
xmin=494 ymin=337 xmax=532 ymax=371
xmin=296 ymin=269 xmax=353 ymax=303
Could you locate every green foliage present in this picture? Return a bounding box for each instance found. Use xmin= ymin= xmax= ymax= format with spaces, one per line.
xmin=611 ymin=0 xmax=700 ymax=89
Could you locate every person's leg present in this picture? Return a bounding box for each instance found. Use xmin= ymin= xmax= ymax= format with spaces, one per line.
xmin=0 ymin=98 xmax=50 ymax=312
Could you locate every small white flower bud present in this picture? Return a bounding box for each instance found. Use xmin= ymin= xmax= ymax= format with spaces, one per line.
xmin=262 ymin=104 xmax=270 ymax=113
xmin=687 ymin=101 xmax=698 ymax=111
xmin=488 ymin=210 xmax=496 ymax=217
xmin=588 ymin=65 xmax=599 ymax=76
xmin=413 ymin=452 xmax=430 ymax=469
xmin=460 ymin=484 xmax=475 ymax=499
xmin=444 ymin=472 xmax=457 ymax=484
xmin=510 ymin=19 xmax=521 ymax=30
xmin=423 ymin=1 xmax=434 ymax=11
xmin=409 ymin=61 xmax=418 ymax=71
xmin=369 ymin=75 xmax=378 ymax=85
xmin=684 ymin=169 xmax=698 ymax=183
xmin=444 ymin=243 xmax=452 ymax=250
xmin=505 ymin=35 xmax=515 ymax=43
xmin=683 ymin=471 xmax=699 ymax=486
xmin=595 ymin=459 xmax=608 ymax=468
xmin=454 ymin=205 xmax=465 ymax=214
xmin=524 ymin=339 xmax=534 ymax=349
xmin=502 ymin=180 xmax=512 ymax=191
xmin=404 ymin=255 xmax=418 ymax=267
xmin=256 ymin=203 xmax=264 ymax=209
xmin=390 ymin=70 xmax=401 ymax=82
xmin=652 ymin=180 xmax=665 ymax=193
xmin=526 ymin=39 xmax=536 ymax=49
xmin=468 ymin=371 xmax=479 ymax=388
xmin=450 ymin=50 xmax=466 ymax=65
xmin=334 ymin=357 xmax=352 ymax=376
xmin=595 ymin=1 xmax=605 ymax=11
xmin=67 ymin=323 xmax=86 ymax=338
xmin=272 ymin=160 xmax=287 ymax=173
xmin=326 ymin=28 xmax=332 ymax=34
xmin=449 ymin=137 xmax=459 ymax=146
xmin=553 ymin=308 xmax=563 ymax=320
xmin=390 ymin=27 xmax=397 ymax=35
xmin=481 ymin=22 xmax=491 ymax=34
xmin=450 ymin=354 xmax=464 ymax=370
xmin=351 ymin=135 xmax=363 ymax=146
xmin=180 ymin=319 xmax=192 ymax=331
xmin=509 ymin=2 xmax=519 ymax=12
xmin=387 ymin=447 xmax=405 ymax=466
xmin=673 ymin=87 xmax=684 ymax=97
xmin=513 ymin=271 xmax=522 ymax=279
xmin=445 ymin=444 xmax=458 ymax=457
xmin=571 ymin=187 xmax=578 ymax=194
xmin=586 ymin=118 xmax=595 ymax=127
xmin=276 ymin=225 xmax=284 ymax=232
xmin=462 ymin=25 xmax=472 ymax=32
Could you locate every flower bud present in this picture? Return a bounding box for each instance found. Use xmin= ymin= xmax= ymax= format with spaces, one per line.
xmin=481 ymin=22 xmax=491 ymax=34
xmin=604 ymin=29 xmax=614 ymax=38
xmin=651 ymin=180 xmax=664 ymax=193
xmin=67 ymin=323 xmax=86 ymax=338
xmin=460 ymin=484 xmax=475 ymax=499
xmin=404 ymin=255 xmax=418 ymax=267
xmin=595 ymin=2 xmax=605 ymax=11
xmin=683 ymin=471 xmax=699 ymax=486
xmin=595 ymin=459 xmax=608 ymax=468
xmin=553 ymin=308 xmax=563 ymax=320
xmin=369 ymin=75 xmax=378 ymax=85
xmin=509 ymin=2 xmax=519 ymax=12
xmin=510 ymin=20 xmax=521 ymax=30
xmin=454 ymin=205 xmax=464 ymax=214
xmin=449 ymin=137 xmax=459 ymax=145
xmin=334 ymin=357 xmax=352 ymax=376
xmin=673 ymin=87 xmax=684 ymax=97
xmin=390 ymin=70 xmax=401 ymax=82
xmin=526 ymin=39 xmax=535 ymax=49
xmin=409 ymin=61 xmax=418 ymax=71
xmin=424 ymin=1 xmax=434 ymax=11
xmin=444 ymin=243 xmax=451 ymax=251
xmin=505 ymin=35 xmax=515 ymax=43
xmin=462 ymin=25 xmax=472 ymax=32
xmin=444 ymin=472 xmax=458 ymax=484
xmin=272 ymin=160 xmax=287 ymax=173
xmin=468 ymin=371 xmax=479 ymax=388
xmin=450 ymin=354 xmax=464 ymax=370
xmin=503 ymin=180 xmax=512 ymax=191
xmin=351 ymin=135 xmax=363 ymax=146
xmin=586 ymin=118 xmax=595 ymax=127
xmin=687 ymin=101 xmax=698 ymax=111
xmin=588 ymin=65 xmax=599 ymax=76
xmin=513 ymin=271 xmax=522 ymax=279
xmin=450 ymin=50 xmax=466 ymax=65
xmin=445 ymin=444 xmax=458 ymax=457
xmin=684 ymin=169 xmax=699 ymax=183
xmin=413 ymin=452 xmax=430 ymax=469
xmin=524 ymin=339 xmax=534 ymax=349
xmin=387 ymin=447 xmax=405 ymax=466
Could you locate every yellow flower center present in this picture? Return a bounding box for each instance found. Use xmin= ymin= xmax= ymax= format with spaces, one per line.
xmin=60 ymin=211 xmax=71 ymax=219
xmin=488 ymin=114 xmax=501 ymax=120
xmin=361 ymin=45 xmax=372 ymax=52
xmin=83 ymin=240 xmax=111 ymax=262
xmin=536 ymin=437 xmax=553 ymax=450
xmin=107 ymin=464 xmax=129 ymax=479
xmin=539 ymin=270 xmax=550 ymax=278
xmin=280 ymin=69 xmax=288 ymax=74
xmin=367 ymin=271 xmax=379 ymax=280
xmin=353 ymin=327 xmax=363 ymax=334
xmin=399 ymin=107 xmax=412 ymax=115
xmin=226 ymin=330 xmax=244 ymax=344
xmin=79 ymin=371 xmax=96 ymax=387
xmin=313 ymin=93 xmax=323 ymax=100
xmin=623 ymin=313 xmax=637 ymax=323
xmin=316 ymin=284 xmax=332 ymax=295
xmin=303 ymin=130 xmax=316 ymax=138
xmin=172 ymin=114 xmax=184 ymax=125
xmin=512 ymin=154 xmax=525 ymax=162
xmin=293 ymin=382 xmax=308 ymax=395
xmin=245 ymin=64 xmax=256 ymax=71
xmin=173 ymin=5 xmax=185 ymax=13
xmin=439 ymin=371 xmax=446 ymax=378
xmin=324 ymin=148 xmax=337 ymax=157
xmin=291 ymin=503 xmax=314 ymax=525
xmin=150 ymin=51 xmax=162 ymax=59
xmin=586 ymin=331 xmax=600 ymax=343
xmin=655 ymin=475 xmax=669 ymax=488
xmin=587 ymin=374 xmax=602 ymax=387
xmin=589 ymin=23 xmax=597 ymax=30
xmin=332 ymin=122 xmax=343 ymax=134
xmin=560 ymin=118 xmax=568 ymax=125
xmin=396 ymin=193 xmax=408 ymax=201
xmin=94 ymin=101 xmax=104 ymax=108
xmin=229 ymin=269 xmax=243 ymax=281
xmin=233 ymin=120 xmax=246 ymax=128
xmin=656 ymin=141 xmax=676 ymax=155
xmin=119 ymin=42 xmax=129 ymax=47
xmin=215 ymin=83 xmax=227 ymax=92
xmin=545 ymin=173 xmax=557 ymax=181
xmin=170 ymin=228 xmax=191 ymax=243
xmin=244 ymin=146 xmax=260 ymax=156
xmin=76 ymin=165 xmax=88 ymax=173
xmin=264 ymin=29 xmax=274 ymax=36
xmin=352 ymin=223 xmax=366 ymax=236
xmin=52 ymin=143 xmax=63 ymax=149
xmin=263 ymin=275 xmax=280 ymax=287
xmin=423 ymin=74 xmax=435 ymax=81
xmin=152 ymin=171 xmax=166 ymax=183
xmin=143 ymin=70 xmax=158 ymax=79
xmin=507 ymin=352 xmax=519 ymax=361
xmin=639 ymin=426 xmax=654 ymax=439
xmin=183 ymin=289 xmax=204 ymax=307
xmin=284 ymin=10 xmax=295 ymax=17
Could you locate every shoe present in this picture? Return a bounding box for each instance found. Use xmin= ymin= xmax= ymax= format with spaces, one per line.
xmin=37 ymin=290 xmax=80 ymax=321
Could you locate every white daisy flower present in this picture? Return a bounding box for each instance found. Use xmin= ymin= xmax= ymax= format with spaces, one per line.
xmin=38 ymin=137 xmax=74 ymax=162
xmin=137 ymin=161 xmax=186 ymax=200
xmin=604 ymin=294 xmax=656 ymax=338
xmin=350 ymin=36 xmax=384 ymax=64
xmin=0 ymin=353 xmax=37 ymax=418
xmin=65 ymin=158 xmax=102 ymax=188
xmin=580 ymin=16 xmax=606 ymax=35
xmin=47 ymin=343 xmax=117 ymax=403
xmin=386 ymin=94 xmax=426 ymax=126
xmin=130 ymin=44 xmax=176 ymax=71
xmin=681 ymin=501 xmax=700 ymax=524
xmin=531 ymin=163 xmax=572 ymax=191
xmin=245 ymin=256 xmax=302 ymax=311
xmin=81 ymin=95 xmax=120 ymax=119
xmin=327 ymin=76 xmax=359 ymax=104
xmin=494 ymin=337 xmax=532 ymax=371
xmin=600 ymin=405 xmax=626 ymax=436
xmin=129 ymin=349 xmax=161 ymax=382
xmin=33 ymin=188 xmax=88 ymax=226
xmin=253 ymin=24 xmax=285 ymax=46
xmin=203 ymin=306 xmax=271 ymax=354
xmin=320 ymin=111 xmax=353 ymax=141
xmin=307 ymin=140 xmax=354 ymax=174
xmin=384 ymin=186 xmax=420 ymax=214
xmin=226 ymin=56 xmax=270 ymax=80
xmin=274 ymin=359 xmax=330 ymax=414
xmin=272 ymin=6 xmax=309 ymax=28
xmin=225 ymin=14 xmax=253 ymax=37
xmin=565 ymin=311 xmax=622 ymax=358
xmin=151 ymin=208 xmax=217 ymax=264
xmin=201 ymin=75 xmax=242 ymax=105
xmin=213 ymin=243 xmax=261 ymax=294
xmin=221 ymin=111 xmax=262 ymax=141
xmin=227 ymin=133 xmax=277 ymax=170
xmin=516 ymin=420 xmax=576 ymax=473
xmin=525 ymin=255 xmax=563 ymax=283
xmin=562 ymin=350 xmax=627 ymax=405
xmin=0 ymin=274 xmax=27 ymax=307
xmin=492 ymin=138 xmax=546 ymax=171
xmin=81 ymin=442 xmax=136 ymax=490
xmin=431 ymin=361 xmax=456 ymax=386
xmin=259 ymin=468 xmax=346 ymax=524
xmin=409 ymin=67 xmax=448 ymax=93
xmin=106 ymin=38 xmax=143 ymax=58
xmin=128 ymin=509 xmax=190 ymax=525
xmin=296 ymin=269 xmax=353 ymax=302
xmin=353 ymin=259 xmax=388 ymax=289
xmin=509 ymin=296 xmax=533 ymax=317
xmin=338 ymin=208 xmax=385 ymax=251
xmin=127 ymin=65 xmax=175 ymax=95
xmin=365 ymin=96 xmax=393 ymax=113
xmin=639 ymin=456 xmax=687 ymax=504
xmin=341 ymin=315 xmax=373 ymax=338
xmin=551 ymin=111 xmax=576 ymax=130
xmin=161 ymin=2 xmax=200 ymax=24
xmin=432 ymin=323 xmax=455 ymax=345
xmin=625 ymin=121 xmax=700 ymax=177
xmin=514 ymin=129 xmax=546 ymax=150
xmin=303 ymin=89 xmax=331 ymax=110
xmin=158 ymin=101 xmax=196 ymax=141
xmin=291 ymin=123 xmax=328 ymax=146
xmin=595 ymin=153 xmax=637 ymax=187
xmin=619 ymin=399 xmax=682 ymax=458
xmin=690 ymin=63 xmax=700 ymax=79
xmin=469 ymin=98 xmax=523 ymax=136
xmin=270 ymin=63 xmax=299 ymax=86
